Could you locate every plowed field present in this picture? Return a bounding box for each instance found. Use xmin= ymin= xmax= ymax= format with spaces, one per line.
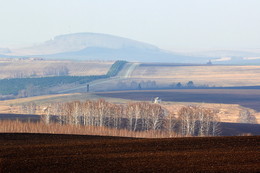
xmin=0 ymin=133 xmax=259 ymax=172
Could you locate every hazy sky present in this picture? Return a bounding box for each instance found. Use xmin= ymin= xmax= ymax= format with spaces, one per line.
xmin=0 ymin=0 xmax=260 ymax=51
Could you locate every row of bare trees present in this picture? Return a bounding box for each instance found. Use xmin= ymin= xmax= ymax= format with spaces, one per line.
xmin=39 ymin=100 xmax=220 ymax=137
xmin=179 ymin=106 xmax=220 ymax=136
xmin=43 ymin=66 xmax=69 ymax=76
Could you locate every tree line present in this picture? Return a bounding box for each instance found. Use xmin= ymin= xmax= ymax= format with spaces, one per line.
xmin=37 ymin=100 xmax=220 ymax=137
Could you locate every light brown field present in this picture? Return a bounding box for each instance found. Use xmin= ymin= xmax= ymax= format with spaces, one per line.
xmin=131 ymin=65 xmax=260 ymax=87
xmin=0 ymin=59 xmax=113 ymax=78
xmin=162 ymin=102 xmax=260 ymax=124
xmin=0 ymin=93 xmax=129 ymax=114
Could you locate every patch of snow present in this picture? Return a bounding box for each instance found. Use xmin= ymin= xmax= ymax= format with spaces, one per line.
xmin=212 ymin=57 xmax=231 ymax=62
xmin=243 ymin=57 xmax=260 ymax=60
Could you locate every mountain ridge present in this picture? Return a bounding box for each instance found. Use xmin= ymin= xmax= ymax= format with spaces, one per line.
xmin=2 ymin=32 xmax=260 ymax=64
xmin=10 ymin=32 xmax=160 ymax=55
xmin=7 ymin=32 xmax=205 ymax=63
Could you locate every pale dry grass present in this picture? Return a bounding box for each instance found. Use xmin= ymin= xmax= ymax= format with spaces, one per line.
xmin=131 ymin=65 xmax=260 ymax=87
xmin=162 ymin=102 xmax=260 ymax=124
xmin=0 ymin=93 xmax=81 ymax=114
xmin=0 ymin=93 xmax=130 ymax=114
xmin=0 ymin=60 xmax=113 ymax=78
xmin=0 ymin=92 xmax=130 ymax=106
xmin=0 ymin=105 xmax=11 ymax=113
xmin=0 ymin=120 xmax=178 ymax=138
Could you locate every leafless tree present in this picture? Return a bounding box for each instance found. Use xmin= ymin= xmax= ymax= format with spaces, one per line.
xmin=166 ymin=112 xmax=178 ymax=137
xmin=149 ymin=103 xmax=165 ymax=130
xmin=42 ymin=104 xmax=51 ymax=125
xmin=21 ymin=102 xmax=37 ymax=114
xmin=178 ymin=106 xmax=220 ymax=136
xmin=179 ymin=106 xmax=197 ymax=136
xmin=237 ymin=109 xmax=257 ymax=124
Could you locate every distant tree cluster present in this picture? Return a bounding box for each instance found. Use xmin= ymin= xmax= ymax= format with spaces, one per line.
xmin=11 ymin=71 xmax=37 ymax=78
xmin=21 ymin=102 xmax=37 ymax=114
xmin=39 ymin=100 xmax=220 ymax=137
xmin=169 ymin=81 xmax=209 ymax=89
xmin=6 ymin=65 xmax=69 ymax=79
xmin=117 ymin=80 xmax=157 ymax=90
xmin=43 ymin=65 xmax=69 ymax=76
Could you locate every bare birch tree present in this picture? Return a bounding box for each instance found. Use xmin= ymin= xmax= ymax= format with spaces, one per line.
xmin=179 ymin=106 xmax=220 ymax=136
xmin=237 ymin=109 xmax=257 ymax=124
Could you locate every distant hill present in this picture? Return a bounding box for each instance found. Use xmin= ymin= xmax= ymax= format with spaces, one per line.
xmin=11 ymin=33 xmax=160 ymax=55
xmin=3 ymin=32 xmax=260 ymax=64
xmin=8 ymin=33 xmax=207 ymax=63
xmin=39 ymin=46 xmax=205 ymax=63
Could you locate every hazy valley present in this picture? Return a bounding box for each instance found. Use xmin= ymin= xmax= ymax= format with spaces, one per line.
xmin=0 ymin=32 xmax=259 ymax=172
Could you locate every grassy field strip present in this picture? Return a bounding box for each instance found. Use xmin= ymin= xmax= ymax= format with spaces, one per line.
xmin=0 ymin=93 xmax=131 ymax=114
xmin=130 ymin=65 xmax=260 ymax=87
xmin=0 ymin=60 xmax=113 ymax=79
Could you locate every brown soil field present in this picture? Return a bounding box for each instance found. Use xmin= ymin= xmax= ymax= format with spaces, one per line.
xmin=0 ymin=59 xmax=113 ymax=78
xmin=131 ymin=64 xmax=260 ymax=87
xmin=0 ymin=133 xmax=259 ymax=172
